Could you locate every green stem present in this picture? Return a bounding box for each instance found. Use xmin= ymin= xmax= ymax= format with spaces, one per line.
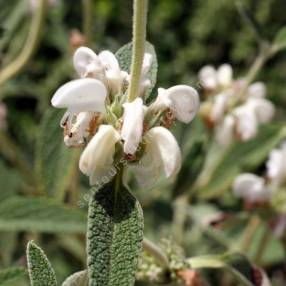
xmin=82 ymin=0 xmax=92 ymax=47
xmin=127 ymin=0 xmax=148 ymax=102
xmin=142 ymin=237 xmax=170 ymax=270
xmin=0 ymin=0 xmax=47 ymax=87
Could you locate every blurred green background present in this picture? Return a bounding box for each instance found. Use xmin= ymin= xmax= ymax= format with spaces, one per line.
xmin=0 ymin=0 xmax=286 ymax=285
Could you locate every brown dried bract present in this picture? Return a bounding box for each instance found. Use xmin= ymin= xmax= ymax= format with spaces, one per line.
xmin=161 ymin=109 xmax=176 ymax=129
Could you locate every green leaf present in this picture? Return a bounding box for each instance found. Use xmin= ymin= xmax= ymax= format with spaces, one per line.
xmin=62 ymin=270 xmax=88 ymax=286
xmin=35 ymin=108 xmax=79 ymax=199
xmin=188 ymin=253 xmax=255 ymax=286
xmin=87 ymin=181 xmax=144 ymax=286
xmin=0 ymin=267 xmax=26 ymax=285
xmin=116 ymin=41 xmax=158 ymax=98
xmin=198 ymin=125 xmax=286 ymax=199
xmin=0 ymin=196 xmax=86 ymax=233
xmin=27 ymin=241 xmax=57 ymax=286
xmin=273 ymin=26 xmax=286 ymax=51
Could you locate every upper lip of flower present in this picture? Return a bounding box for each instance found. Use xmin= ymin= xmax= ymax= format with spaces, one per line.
xmin=51 ymin=78 xmax=107 ymax=113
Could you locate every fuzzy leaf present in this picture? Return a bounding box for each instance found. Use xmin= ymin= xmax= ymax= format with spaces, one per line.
xmin=87 ymin=181 xmax=144 ymax=286
xmin=116 ymin=41 xmax=158 ymax=98
xmin=62 ymin=270 xmax=88 ymax=286
xmin=198 ymin=125 xmax=286 ymax=199
xmin=0 ymin=196 xmax=86 ymax=233
xmin=35 ymin=108 xmax=79 ymax=199
xmin=0 ymin=267 xmax=26 ymax=285
xmin=27 ymin=241 xmax=57 ymax=286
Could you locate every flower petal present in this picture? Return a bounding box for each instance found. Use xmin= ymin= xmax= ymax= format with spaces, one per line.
xmin=233 ymin=104 xmax=257 ymax=141
xmin=73 ymin=47 xmax=103 ymax=78
xmin=215 ymin=115 xmax=235 ymax=146
xmin=233 ymin=173 xmax=271 ymax=202
xmin=217 ymin=64 xmax=233 ymax=87
xmin=154 ymin=85 xmax=199 ymax=123
xmin=247 ymin=98 xmax=275 ymax=123
xmin=79 ymin=125 xmax=120 ymax=185
xmin=64 ymin=111 xmax=94 ymax=147
xmin=210 ymin=93 xmax=228 ymax=122
xmin=247 ymin=82 xmax=266 ymax=98
xmin=198 ymin=65 xmax=217 ymax=90
xmin=51 ymin=78 xmax=107 ymax=113
xmin=121 ymin=98 xmax=144 ymax=155
xmin=99 ymin=50 xmax=123 ymax=94
xmin=130 ymin=126 xmax=181 ymax=189
xmin=164 ymin=85 xmax=200 ymax=123
xmin=266 ymin=142 xmax=286 ymax=186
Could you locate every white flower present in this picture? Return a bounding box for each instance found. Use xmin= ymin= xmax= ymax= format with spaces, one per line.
xmin=246 ymin=97 xmax=275 ymax=124
xmin=215 ymin=115 xmax=235 ymax=146
xmin=233 ymin=173 xmax=271 ymax=203
xmin=51 ymin=78 xmax=107 ymax=146
xmin=73 ymin=47 xmax=127 ymax=94
xmin=73 ymin=47 xmax=104 ymax=79
xmin=246 ymin=82 xmax=266 ymax=99
xmin=129 ymin=126 xmax=181 ymax=189
xmin=209 ymin=93 xmax=229 ymax=123
xmin=217 ymin=64 xmax=233 ymax=88
xmin=233 ymin=104 xmax=258 ymax=141
xmin=199 ymin=64 xmax=233 ymax=90
xmin=151 ymin=85 xmax=199 ymax=123
xmin=51 ymin=78 xmax=107 ymax=113
xmin=121 ymin=98 xmax=144 ymax=155
xmin=98 ymin=50 xmax=128 ymax=94
xmin=79 ymin=125 xmax=120 ymax=185
xmin=63 ymin=112 xmax=94 ymax=147
xmin=198 ymin=65 xmax=217 ymax=90
xmin=266 ymin=142 xmax=286 ymax=186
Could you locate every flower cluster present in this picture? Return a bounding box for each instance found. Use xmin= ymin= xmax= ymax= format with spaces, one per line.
xmin=51 ymin=47 xmax=199 ymax=188
xmin=199 ymin=64 xmax=275 ymax=145
xmin=233 ymin=142 xmax=286 ymax=204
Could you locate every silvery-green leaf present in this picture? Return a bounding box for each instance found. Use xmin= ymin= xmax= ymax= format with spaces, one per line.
xmin=0 ymin=267 xmax=26 ymax=285
xmin=35 ymin=108 xmax=79 ymax=199
xmin=0 ymin=196 xmax=86 ymax=233
xmin=62 ymin=270 xmax=88 ymax=286
xmin=27 ymin=241 xmax=57 ymax=286
xmin=87 ymin=181 xmax=144 ymax=286
xmin=116 ymin=41 xmax=158 ymax=99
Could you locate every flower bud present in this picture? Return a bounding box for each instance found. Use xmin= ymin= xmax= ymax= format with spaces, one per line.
xmin=130 ymin=126 xmax=181 ymax=189
xmin=121 ymin=98 xmax=144 ymax=155
xmin=79 ymin=125 xmax=120 ymax=185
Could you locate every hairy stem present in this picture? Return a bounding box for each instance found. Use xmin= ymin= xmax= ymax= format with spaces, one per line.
xmin=143 ymin=237 xmax=170 ymax=269
xmin=0 ymin=0 xmax=47 ymax=87
xmin=82 ymin=0 xmax=92 ymax=47
xmin=127 ymin=0 xmax=148 ymax=102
